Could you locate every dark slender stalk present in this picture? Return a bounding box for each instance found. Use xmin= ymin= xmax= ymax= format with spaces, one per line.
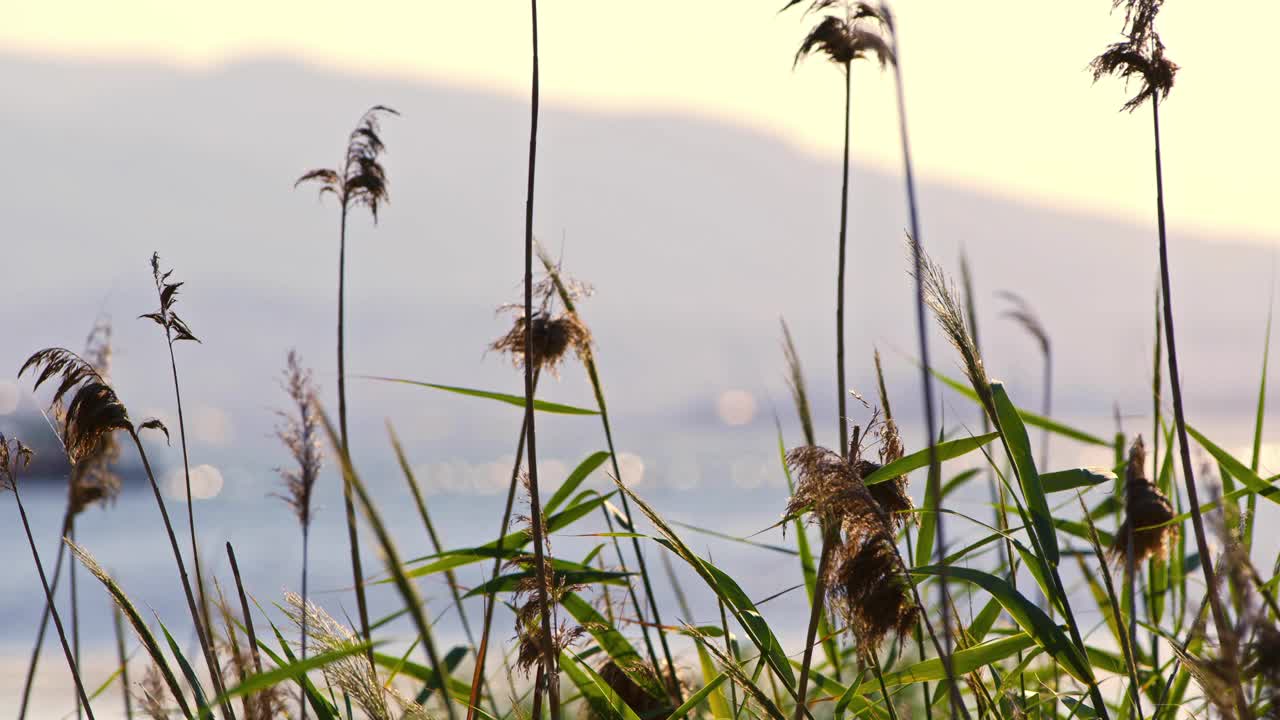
xmin=598 ymin=500 xmax=665 ymax=679
xmin=523 ymin=2 xmax=558 ymax=717
xmin=718 ymin=598 xmax=740 ymax=720
xmin=835 ymin=62 xmax=852 ymax=460
xmin=300 ymin=527 xmax=310 ymax=720
xmin=161 ymin=317 xmax=216 ymax=681
xmin=792 ymin=524 xmax=838 ymax=720
xmin=390 ymin=424 xmax=502 ymax=720
xmin=902 ymin=528 xmax=934 ymax=720
xmin=887 ymin=18 xmax=962 ymax=717
xmin=127 ymin=427 xmax=231 ymax=720
xmin=1151 ymin=95 xmax=1250 ymax=720
xmin=17 ymin=508 xmax=74 ymax=720
xmin=113 ymin=601 xmax=134 ymax=720
xmin=11 ymin=480 xmax=96 ymax=720
xmin=225 ymin=543 xmax=263 ymax=677
xmin=335 ymin=201 xmax=375 ymax=669
xmin=867 ymin=646 xmax=901 ymax=720
xmin=71 ymin=521 xmax=82 ymax=720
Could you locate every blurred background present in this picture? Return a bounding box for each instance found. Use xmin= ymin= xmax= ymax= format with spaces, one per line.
xmin=3 ymin=2 xmax=1278 ymax=717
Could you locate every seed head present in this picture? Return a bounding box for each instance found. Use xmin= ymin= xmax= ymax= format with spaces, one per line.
xmin=1110 ymin=437 xmax=1177 ymax=562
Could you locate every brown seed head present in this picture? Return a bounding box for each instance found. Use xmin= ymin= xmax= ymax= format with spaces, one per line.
xmin=296 ymin=105 xmax=398 ymax=222
xmin=1110 ymin=436 xmax=1177 ymax=562
xmin=828 ymin=529 xmax=920 ymax=653
xmin=490 ymin=310 xmax=592 ymax=377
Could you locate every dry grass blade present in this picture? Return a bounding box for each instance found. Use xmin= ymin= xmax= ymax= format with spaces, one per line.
xmin=20 ymin=348 xmax=133 ymax=464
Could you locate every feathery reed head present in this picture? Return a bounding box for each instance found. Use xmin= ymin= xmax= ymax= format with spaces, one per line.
xmin=490 ymin=309 xmax=592 ymax=377
xmin=285 ymin=592 xmax=427 ymax=720
xmin=862 ymin=426 xmax=914 ymax=529
xmin=19 ymin=348 xmax=137 ymax=464
xmin=785 ymin=444 xmax=870 ymax=525
xmin=140 ymin=253 xmax=199 ymax=343
xmin=792 ymin=11 xmax=893 ymax=69
xmin=999 ymin=291 xmax=1050 ymax=357
xmin=67 ymin=319 xmax=123 ymax=515
xmin=275 ymin=350 xmax=323 ymax=530
xmin=0 ymin=434 xmax=34 ymax=491
xmin=1111 ymin=436 xmax=1177 ymax=562
xmin=828 ymin=529 xmax=920 ymax=652
xmin=1091 ymin=0 xmax=1176 ymax=112
xmin=509 ymin=553 xmax=586 ymax=676
xmin=137 ymin=664 xmax=173 ymax=720
xmin=910 ymin=237 xmax=994 ymax=414
xmin=781 ymin=318 xmax=816 ymax=445
xmin=296 ymin=105 xmax=398 ymax=222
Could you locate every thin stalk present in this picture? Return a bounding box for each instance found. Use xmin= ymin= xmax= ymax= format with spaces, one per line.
xmin=469 ymin=387 xmax=535 ymax=720
xmin=71 ymin=521 xmax=82 ymax=720
xmin=300 ymin=527 xmax=310 ymax=720
xmin=888 ymin=21 xmax=961 ymax=717
xmin=127 ymin=427 xmax=231 ymax=720
xmin=867 ymin=646 xmax=901 ymax=720
xmin=335 ymin=199 xmax=375 ymax=668
xmin=539 ymin=253 xmax=679 ymax=698
xmin=390 ymin=424 xmax=502 ymax=720
xmin=1151 ymin=95 xmax=1250 ymax=720
xmin=160 ymin=312 xmax=213 ymax=673
xmin=835 ymin=61 xmax=852 ymax=460
xmin=523 ymin=1 xmax=558 ymax=717
xmin=11 ymin=479 xmax=96 ymax=719
xmin=792 ymin=524 xmax=838 ymax=720
xmin=597 ymin=501 xmax=665 ymax=679
xmin=225 ymin=543 xmax=263 ymax=676
xmin=902 ymin=527 xmax=934 ymax=720
xmin=17 ymin=508 xmax=74 ymax=720
xmin=718 ymin=598 xmax=740 ymax=720
xmin=114 ymin=601 xmax=134 ymax=720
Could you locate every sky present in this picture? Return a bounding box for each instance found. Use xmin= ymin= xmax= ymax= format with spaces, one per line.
xmin=5 ymin=1 xmax=1278 ymax=243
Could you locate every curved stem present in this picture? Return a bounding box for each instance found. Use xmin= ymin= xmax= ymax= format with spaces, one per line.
xmin=16 ymin=507 xmax=73 ymax=720
xmin=12 ymin=481 xmax=96 ymax=720
xmin=128 ymin=428 xmax=229 ymax=720
xmin=792 ymin=524 xmax=837 ymax=720
xmin=336 ymin=201 xmax=375 ymax=669
xmin=1151 ymin=96 xmax=1250 ymax=720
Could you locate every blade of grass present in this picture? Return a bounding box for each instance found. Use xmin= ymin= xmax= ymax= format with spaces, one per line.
xmin=361 ymin=376 xmax=598 ymax=415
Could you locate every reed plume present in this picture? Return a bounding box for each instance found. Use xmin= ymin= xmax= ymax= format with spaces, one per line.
xmin=141 ymin=253 xmax=215 ymax=704
xmin=786 ymin=0 xmax=890 ymax=464
xmin=20 ymin=347 xmax=232 ymax=720
xmin=136 ymin=665 xmax=173 ymax=720
xmin=18 ymin=319 xmax=122 ymax=720
xmin=284 ymin=593 xmax=431 ymax=720
xmin=3 ymin=436 xmax=97 ymax=719
xmin=295 ymin=103 xmax=397 ymax=665
xmin=531 ymin=242 xmax=681 ymax=705
xmin=1092 ymin=7 xmax=1246 ymax=718
xmin=274 ymin=350 xmax=322 ymax=720
xmin=1111 ymin=437 xmax=1177 ymax=563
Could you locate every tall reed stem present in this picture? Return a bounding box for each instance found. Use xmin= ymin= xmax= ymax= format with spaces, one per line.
xmin=835 ymin=62 xmax=852 ymax=460
xmin=113 ymin=600 xmax=134 ymax=720
xmin=335 ymin=201 xmax=375 ymax=668
xmin=299 ymin=526 xmax=310 ymax=720
xmin=17 ymin=508 xmax=74 ymax=720
xmin=523 ymin=2 xmax=558 ymax=716
xmin=792 ymin=524 xmax=837 ymax=720
xmin=1150 ymin=95 xmax=1250 ymax=720
xmin=127 ymin=427 xmax=231 ymax=720
xmin=71 ymin=521 xmax=82 ymax=720
xmin=887 ymin=20 xmax=961 ymax=716
xmin=11 ymin=478 xmax=96 ymax=719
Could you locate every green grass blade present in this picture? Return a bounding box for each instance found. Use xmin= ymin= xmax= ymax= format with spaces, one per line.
xmin=258 ymin=620 xmax=339 ymax=720
xmin=991 ymin=382 xmax=1059 ymax=566
xmin=561 ymin=592 xmax=668 ymax=701
xmin=667 ymin=671 xmax=729 ymax=720
xmin=159 ymin=621 xmax=211 ymax=718
xmin=463 ymin=567 xmax=632 ymax=598
xmin=211 ymin=642 xmax=372 ymax=708
xmin=910 ymin=565 xmax=1091 ymax=683
xmin=933 ymin=371 xmax=1109 ymax=446
xmin=546 ymin=451 xmax=610 ymax=514
xmin=561 ymin=651 xmax=644 ymax=720
xmin=694 ymin=640 xmax=734 ymax=720
xmin=915 ymin=443 xmax=942 ymax=567
xmin=860 ymin=633 xmax=1036 ymax=691
xmin=1186 ymin=424 xmax=1280 ymax=506
xmin=360 ymin=376 xmax=598 ymax=415
xmin=862 ymin=432 xmax=999 ymax=486
xmin=1041 ymin=468 xmax=1116 ymax=494
xmin=1248 ymin=298 xmax=1272 ymax=549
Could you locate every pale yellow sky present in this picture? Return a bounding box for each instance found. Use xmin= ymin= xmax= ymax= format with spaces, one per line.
xmin=6 ymin=1 xmax=1277 ymax=241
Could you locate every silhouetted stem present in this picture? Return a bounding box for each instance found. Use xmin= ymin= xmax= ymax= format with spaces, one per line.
xmin=225 ymin=543 xmax=263 ymax=677
xmin=128 ymin=427 xmax=230 ymax=720
xmin=889 ymin=23 xmax=963 ymax=718
xmin=71 ymin=521 xmax=82 ymax=720
xmin=160 ymin=312 xmax=216 ymax=688
xmin=335 ymin=200 xmax=375 ymax=669
xmin=836 ymin=62 xmax=851 ymax=460
xmin=113 ymin=601 xmax=134 ymax=720
xmin=16 ymin=507 xmax=73 ymax=720
xmin=300 ymin=527 xmax=310 ymax=720
xmin=1151 ymin=95 xmax=1250 ymax=720
xmin=11 ymin=480 xmax=96 ymax=720
xmin=792 ymin=524 xmax=837 ymax=720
